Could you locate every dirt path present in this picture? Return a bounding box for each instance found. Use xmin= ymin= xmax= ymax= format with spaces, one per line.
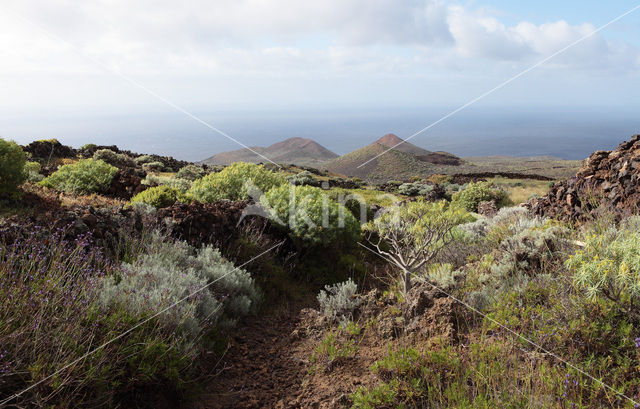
xmin=194 ymin=312 xmax=308 ymax=409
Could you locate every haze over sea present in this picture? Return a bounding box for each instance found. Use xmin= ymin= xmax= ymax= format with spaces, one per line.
xmin=3 ymin=105 xmax=638 ymax=162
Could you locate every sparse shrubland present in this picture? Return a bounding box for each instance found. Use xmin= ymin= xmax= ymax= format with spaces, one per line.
xmin=188 ymin=162 xmax=286 ymax=202
xmin=23 ymin=161 xmax=44 ymax=182
xmin=0 ymin=226 xmax=262 ymax=407
xmin=40 ymin=158 xmax=118 ymax=194
xmin=4 ymin=139 xmax=640 ymax=408
xmin=331 ymin=205 xmax=640 ymax=409
xmin=134 ymin=154 xmax=154 ymax=165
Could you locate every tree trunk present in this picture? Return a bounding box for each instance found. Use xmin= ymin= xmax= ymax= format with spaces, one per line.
xmin=404 ymin=270 xmax=412 ymax=293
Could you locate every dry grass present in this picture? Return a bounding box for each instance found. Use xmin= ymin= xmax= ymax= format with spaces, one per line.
xmin=489 ymin=177 xmax=552 ymax=205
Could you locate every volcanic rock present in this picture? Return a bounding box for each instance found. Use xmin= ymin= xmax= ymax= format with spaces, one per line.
xmin=529 ymin=134 xmax=640 ymax=221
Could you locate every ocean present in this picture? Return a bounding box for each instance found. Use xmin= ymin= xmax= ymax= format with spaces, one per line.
xmin=2 ymin=106 xmax=638 ymax=162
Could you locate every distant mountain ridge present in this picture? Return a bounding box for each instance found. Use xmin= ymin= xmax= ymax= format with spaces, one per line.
xmin=201 ymin=137 xmax=338 ymax=167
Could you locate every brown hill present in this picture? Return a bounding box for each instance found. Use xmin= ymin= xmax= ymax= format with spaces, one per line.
xmin=324 ymin=134 xmax=462 ymax=182
xmin=529 ymin=134 xmax=640 ymax=221
xmin=201 ymin=137 xmax=338 ymax=167
xmin=375 ymin=133 xmax=431 ymax=156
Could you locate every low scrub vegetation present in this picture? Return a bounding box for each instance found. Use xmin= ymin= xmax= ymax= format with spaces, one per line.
xmin=130 ymin=185 xmax=187 ymax=208
xmin=0 ymin=138 xmax=26 ymax=198
xmin=452 ymin=181 xmax=511 ymax=212
xmin=40 ymin=159 xmax=118 ymax=194
xmin=317 ymin=279 xmax=361 ymax=324
xmin=188 ymin=162 xmax=286 ymax=202
xmin=176 ymin=164 xmax=208 ymax=181
xmin=142 ymin=173 xmax=192 ymax=191
xmin=4 ymin=146 xmax=640 ymax=409
xmin=261 ymin=184 xmax=361 ymax=247
xmin=93 ymin=148 xmax=135 ymax=168
xmin=289 ymin=170 xmax=321 ymax=187
xmin=0 ymin=227 xmax=260 ymax=407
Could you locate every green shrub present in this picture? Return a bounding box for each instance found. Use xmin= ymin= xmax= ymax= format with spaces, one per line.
xmin=134 ymin=154 xmax=154 ymax=165
xmin=425 ymin=263 xmax=462 ymax=288
xmin=188 ymin=162 xmax=286 ymax=203
xmin=261 ymin=184 xmax=361 ymax=246
xmin=23 ymin=161 xmax=44 ymax=182
xmin=397 ymin=182 xmax=433 ymax=196
xmin=100 ymin=233 xmax=261 ymax=335
xmin=79 ymin=143 xmax=97 ymax=151
xmin=0 ymin=229 xmax=200 ymax=406
xmin=567 ymin=226 xmax=640 ymax=318
xmin=142 ymin=161 xmax=165 ymax=172
xmin=452 ymin=181 xmax=511 ymax=212
xmin=466 ymin=221 xmax=569 ymax=310
xmin=130 ymin=185 xmax=186 ymax=208
xmin=317 ymin=279 xmax=361 ymax=323
xmin=289 ymin=170 xmax=320 ymax=187
xmin=142 ymin=174 xmax=192 ymax=192
xmin=40 ymin=159 xmax=118 ymax=194
xmin=0 ymin=138 xmax=27 ymax=197
xmin=92 ymin=148 xmax=135 ymax=168
xmin=176 ymin=164 xmax=207 ymax=181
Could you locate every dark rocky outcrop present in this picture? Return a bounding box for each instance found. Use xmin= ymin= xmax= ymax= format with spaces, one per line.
xmin=156 ymin=201 xmax=253 ymax=247
xmin=529 ymin=134 xmax=640 ymax=222
xmin=0 ymin=204 xmax=145 ymax=257
xmin=23 ymin=140 xmax=76 ymax=160
xmin=326 ymin=178 xmax=362 ymax=189
xmin=107 ymin=168 xmax=147 ymax=199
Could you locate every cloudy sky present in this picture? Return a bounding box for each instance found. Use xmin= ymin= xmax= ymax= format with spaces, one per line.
xmin=1 ymin=1 xmax=639 ymax=157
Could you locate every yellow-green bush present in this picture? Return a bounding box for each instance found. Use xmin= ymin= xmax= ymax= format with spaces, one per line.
xmin=41 ymin=159 xmax=118 ymax=194
xmin=261 ymin=184 xmax=360 ymax=246
xmin=567 ymin=226 xmax=640 ymax=317
xmin=130 ymin=185 xmax=186 ymax=208
xmin=188 ymin=162 xmax=286 ymax=202
xmin=452 ymin=181 xmax=511 ymax=212
xmin=23 ymin=161 xmax=44 ymax=182
xmin=0 ymin=138 xmax=27 ymax=197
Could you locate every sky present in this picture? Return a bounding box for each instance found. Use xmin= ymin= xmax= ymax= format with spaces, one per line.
xmin=0 ymin=1 xmax=639 ymax=159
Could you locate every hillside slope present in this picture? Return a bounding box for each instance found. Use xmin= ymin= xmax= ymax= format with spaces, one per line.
xmin=325 ymin=134 xmax=463 ymax=182
xmin=201 ymin=137 xmax=338 ymax=167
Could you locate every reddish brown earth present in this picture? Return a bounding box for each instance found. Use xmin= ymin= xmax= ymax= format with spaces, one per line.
xmin=194 ymin=313 xmax=308 ymax=409
xmin=194 ymin=284 xmax=459 ymax=409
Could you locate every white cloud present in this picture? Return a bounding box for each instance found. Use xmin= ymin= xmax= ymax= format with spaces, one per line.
xmin=0 ymin=0 xmax=638 ymax=112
